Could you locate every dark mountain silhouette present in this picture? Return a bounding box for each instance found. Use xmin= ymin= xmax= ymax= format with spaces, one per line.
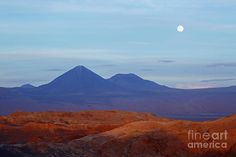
xmin=108 ymin=73 xmax=170 ymax=91
xmin=38 ymin=66 xmax=120 ymax=93
xmin=0 ymin=66 xmax=236 ymax=120
xmin=20 ymin=84 xmax=35 ymax=89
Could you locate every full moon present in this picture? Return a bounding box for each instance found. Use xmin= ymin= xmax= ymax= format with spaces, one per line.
xmin=177 ymin=25 xmax=184 ymax=33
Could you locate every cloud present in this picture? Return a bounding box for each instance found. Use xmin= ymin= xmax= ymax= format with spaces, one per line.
xmin=45 ymin=68 xmax=65 ymax=72
xmin=4 ymin=0 xmax=231 ymax=15
xmin=159 ymin=60 xmax=176 ymax=63
xmin=0 ymin=48 xmax=122 ymax=60
xmin=99 ymin=64 xmax=116 ymax=67
xmin=0 ymin=78 xmax=47 ymax=85
xmin=0 ymin=0 xmax=160 ymax=15
xmin=201 ymin=78 xmax=236 ymax=83
xmin=175 ymin=83 xmax=214 ymax=89
xmin=128 ymin=41 xmax=153 ymax=45
xmin=140 ymin=68 xmax=154 ymax=72
xmin=207 ymin=63 xmax=236 ymax=68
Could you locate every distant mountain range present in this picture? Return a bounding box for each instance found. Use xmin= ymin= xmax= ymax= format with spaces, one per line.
xmin=0 ymin=65 xmax=236 ymax=120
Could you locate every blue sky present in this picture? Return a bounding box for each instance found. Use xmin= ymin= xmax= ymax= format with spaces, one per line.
xmin=0 ymin=0 xmax=236 ymax=88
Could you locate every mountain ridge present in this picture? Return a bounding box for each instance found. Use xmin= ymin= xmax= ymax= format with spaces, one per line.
xmin=0 ymin=65 xmax=236 ymax=119
xmin=108 ymin=73 xmax=170 ymax=91
xmin=38 ymin=65 xmax=120 ymax=93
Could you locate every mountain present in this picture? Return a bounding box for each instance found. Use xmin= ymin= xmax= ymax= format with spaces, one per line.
xmin=108 ymin=73 xmax=170 ymax=91
xmin=38 ymin=66 xmax=119 ymax=93
xmin=20 ymin=84 xmax=35 ymax=89
xmin=0 ymin=111 xmax=235 ymax=157
xmin=0 ymin=65 xmax=236 ymax=120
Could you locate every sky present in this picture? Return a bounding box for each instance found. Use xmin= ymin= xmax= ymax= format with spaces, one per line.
xmin=0 ymin=0 xmax=236 ymax=89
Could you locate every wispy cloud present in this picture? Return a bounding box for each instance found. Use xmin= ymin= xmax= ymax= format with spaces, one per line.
xmin=175 ymin=83 xmax=214 ymax=89
xmin=159 ymin=60 xmax=176 ymax=63
xmin=0 ymin=49 xmax=122 ymax=60
xmin=45 ymin=68 xmax=65 ymax=72
xmin=128 ymin=41 xmax=153 ymax=45
xmin=0 ymin=79 xmax=47 ymax=84
xmin=0 ymin=0 xmax=160 ymax=14
xmin=201 ymin=78 xmax=236 ymax=83
xmin=140 ymin=68 xmax=154 ymax=72
xmin=98 ymin=64 xmax=116 ymax=67
xmin=4 ymin=0 xmax=233 ymax=15
xmin=207 ymin=63 xmax=236 ymax=68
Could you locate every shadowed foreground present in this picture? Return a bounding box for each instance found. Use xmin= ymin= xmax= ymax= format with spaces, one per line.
xmin=0 ymin=110 xmax=235 ymax=157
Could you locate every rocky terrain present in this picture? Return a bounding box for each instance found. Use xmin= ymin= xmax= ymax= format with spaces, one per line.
xmin=0 ymin=110 xmax=235 ymax=157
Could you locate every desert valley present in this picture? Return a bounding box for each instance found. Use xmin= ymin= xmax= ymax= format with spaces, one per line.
xmin=0 ymin=110 xmax=235 ymax=157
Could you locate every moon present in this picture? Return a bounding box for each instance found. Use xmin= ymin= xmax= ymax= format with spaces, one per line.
xmin=177 ymin=25 xmax=184 ymax=33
